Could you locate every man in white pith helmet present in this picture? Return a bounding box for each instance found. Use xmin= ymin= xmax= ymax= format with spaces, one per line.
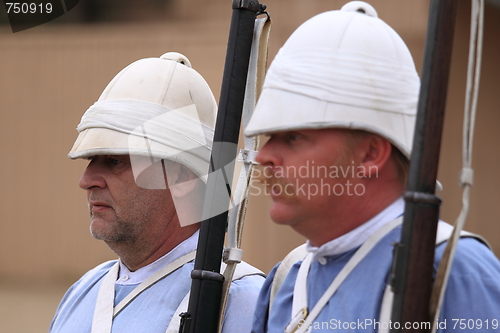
xmin=246 ymin=2 xmax=500 ymax=332
xmin=49 ymin=52 xmax=264 ymax=333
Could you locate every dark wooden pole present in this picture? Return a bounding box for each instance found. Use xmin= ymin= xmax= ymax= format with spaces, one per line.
xmin=180 ymin=2 xmax=266 ymax=333
xmin=389 ymin=0 xmax=458 ymax=331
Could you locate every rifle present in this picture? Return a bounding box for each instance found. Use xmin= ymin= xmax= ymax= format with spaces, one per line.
xmin=179 ymin=1 xmax=267 ymax=333
xmin=389 ymin=0 xmax=458 ymax=331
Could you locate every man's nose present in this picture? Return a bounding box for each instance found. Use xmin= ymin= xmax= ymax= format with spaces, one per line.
xmin=255 ymin=139 xmax=281 ymax=168
xmin=79 ymin=159 xmax=106 ymax=190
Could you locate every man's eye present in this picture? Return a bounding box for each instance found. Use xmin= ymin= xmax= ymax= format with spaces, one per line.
xmin=110 ymin=158 xmax=121 ymax=165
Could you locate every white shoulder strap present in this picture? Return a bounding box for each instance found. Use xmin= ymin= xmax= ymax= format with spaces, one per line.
xmin=269 ymin=243 xmax=308 ymax=312
xmin=291 ymin=218 xmax=403 ymax=333
xmin=378 ymin=222 xmax=490 ymax=333
xmin=114 ymin=251 xmax=196 ymax=318
xmin=435 ymin=221 xmax=490 ymax=248
xmin=91 ymin=251 xmax=196 ymax=333
xmin=165 ymin=261 xmax=265 ymax=333
xmin=92 ymin=262 xmax=120 ymax=333
xmin=231 ymin=260 xmax=266 ymax=281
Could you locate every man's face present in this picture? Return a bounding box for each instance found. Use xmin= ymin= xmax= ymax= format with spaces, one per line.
xmin=255 ymin=129 xmax=363 ymax=233
xmin=78 ymin=155 xmax=175 ymax=244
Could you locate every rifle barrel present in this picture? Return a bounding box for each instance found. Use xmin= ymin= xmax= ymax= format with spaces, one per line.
xmin=182 ymin=2 xmax=263 ymax=333
xmin=390 ymin=0 xmax=458 ymax=331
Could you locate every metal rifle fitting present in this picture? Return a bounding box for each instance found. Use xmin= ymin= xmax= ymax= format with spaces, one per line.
xmin=191 ymin=269 xmax=225 ymax=283
xmin=403 ymin=191 xmax=442 ymax=206
xmin=232 ymin=0 xmax=266 ymax=13
xmin=179 ymin=312 xmax=191 ymax=333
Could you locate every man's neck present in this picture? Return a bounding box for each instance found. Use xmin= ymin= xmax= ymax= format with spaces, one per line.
xmin=117 ymin=230 xmax=199 ymax=284
xmin=107 ymin=224 xmax=200 ymax=271
xmin=300 ymin=189 xmax=402 ymax=247
xmin=306 ymin=197 xmax=404 ymax=257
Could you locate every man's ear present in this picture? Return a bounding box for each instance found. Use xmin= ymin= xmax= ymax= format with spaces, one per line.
xmin=357 ymin=135 xmax=393 ymax=178
xmin=164 ymin=161 xmax=199 ymax=198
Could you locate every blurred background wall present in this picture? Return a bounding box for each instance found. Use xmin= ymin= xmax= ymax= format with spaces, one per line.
xmin=0 ymin=0 xmax=498 ymax=331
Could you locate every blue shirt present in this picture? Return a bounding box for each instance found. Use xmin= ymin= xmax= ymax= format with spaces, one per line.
xmin=49 ymin=231 xmax=264 ymax=333
xmin=252 ymin=225 xmax=500 ymax=332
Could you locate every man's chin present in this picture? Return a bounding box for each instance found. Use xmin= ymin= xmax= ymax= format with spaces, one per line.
xmin=269 ymin=202 xmax=298 ymax=226
xmin=90 ymin=220 xmax=117 ymax=242
xmin=90 ymin=229 xmax=127 ymax=243
xmin=90 ymin=228 xmax=112 ymax=241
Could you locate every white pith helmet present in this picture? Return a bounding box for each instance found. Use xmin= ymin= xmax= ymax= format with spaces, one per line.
xmin=245 ymin=1 xmax=420 ymax=158
xmin=68 ymin=52 xmax=217 ymax=180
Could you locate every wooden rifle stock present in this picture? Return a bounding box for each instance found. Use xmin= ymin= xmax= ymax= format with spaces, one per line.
xmin=389 ymin=0 xmax=458 ymax=331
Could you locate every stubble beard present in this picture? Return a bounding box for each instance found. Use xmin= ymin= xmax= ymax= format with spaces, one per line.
xmin=89 ymin=210 xmax=143 ymax=243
